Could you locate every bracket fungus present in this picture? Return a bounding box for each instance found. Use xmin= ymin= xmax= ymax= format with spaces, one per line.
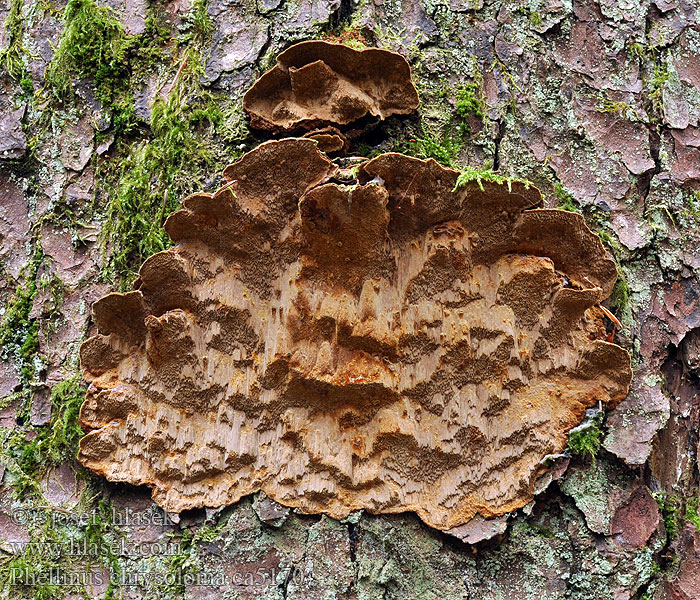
xmin=302 ymin=126 xmax=349 ymax=155
xmin=242 ymin=41 xmax=419 ymax=132
xmin=79 ymin=138 xmax=632 ymax=531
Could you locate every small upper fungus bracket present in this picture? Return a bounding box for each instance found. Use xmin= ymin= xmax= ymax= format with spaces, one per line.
xmin=242 ymin=41 xmax=420 ymax=133
xmin=78 ymin=140 xmax=632 ymax=532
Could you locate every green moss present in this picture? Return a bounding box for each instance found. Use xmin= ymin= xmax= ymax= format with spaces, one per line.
xmin=648 ymin=60 xmax=671 ymax=116
xmin=625 ymin=39 xmax=670 ymax=120
xmin=163 ymin=530 xmax=194 ymax=597
xmin=85 ymin=498 xmax=124 ymax=599
xmin=131 ymin=15 xmax=172 ymax=78
xmin=181 ymin=0 xmax=213 ymax=43
xmin=514 ymin=5 xmax=538 ymax=25
xmin=567 ymin=417 xmax=604 ymax=460
xmin=587 ymin=208 xmax=624 ymax=259
xmin=598 ymin=230 xmax=622 ymax=257
xmin=399 ymin=65 xmax=491 ymax=168
xmin=100 ymin=52 xmax=223 ymax=285
xmin=555 ymin=182 xmax=582 ymax=213
xmin=400 ymin=70 xmax=490 ymax=168
xmin=610 ymin=273 xmax=634 ymax=327
xmin=355 ymin=142 xmax=383 ymax=159
xmin=649 ymin=189 xmax=700 ymax=238
xmin=43 ymin=378 xmax=86 ymax=463
xmin=529 ymin=10 xmax=542 ymax=28
xmin=629 ymin=41 xmax=645 ymax=59
xmin=520 ymin=521 xmax=556 ymax=538
xmin=38 ymin=274 xmax=67 ymax=335
xmin=686 ymin=191 xmax=700 ymax=221
xmin=93 ymin=0 xmax=250 ymax=286
xmin=653 ymin=492 xmax=681 ymax=540
xmin=322 ymin=24 xmax=369 ymax=49
xmin=453 ymin=166 xmax=533 ymax=192
xmin=2 ymin=545 xmax=64 ymax=600
xmin=489 ymin=57 xmax=522 ymax=114
xmin=0 ymin=249 xmax=44 ymax=383
xmin=45 ymin=0 xmax=130 ymax=102
xmin=596 ymin=95 xmax=643 ymax=121
xmin=44 ymin=0 xmax=172 ymax=136
xmin=4 ymin=376 xmax=85 ymax=498
xmin=401 ymin=130 xmax=461 ymax=167
xmin=153 ymin=523 xmax=224 ymax=598
xmin=684 ymin=495 xmax=700 ymax=530
xmin=455 ymin=82 xmax=485 ymax=135
xmin=0 ymin=0 xmax=28 ymax=81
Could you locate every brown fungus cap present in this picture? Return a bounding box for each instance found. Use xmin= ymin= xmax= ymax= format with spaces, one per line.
xmin=303 ymin=126 xmax=349 ymax=155
xmin=78 ymin=139 xmax=631 ymax=531
xmin=242 ymin=40 xmax=419 ymax=132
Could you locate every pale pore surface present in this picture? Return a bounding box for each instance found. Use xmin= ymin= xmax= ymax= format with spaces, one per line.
xmin=79 ymin=139 xmax=632 ymax=530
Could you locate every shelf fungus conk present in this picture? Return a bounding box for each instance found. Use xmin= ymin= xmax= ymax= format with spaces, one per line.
xmin=79 ymin=138 xmax=632 ymax=532
xmin=242 ymin=40 xmax=419 ymax=132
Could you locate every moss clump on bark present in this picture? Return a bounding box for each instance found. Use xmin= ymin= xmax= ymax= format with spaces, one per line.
xmin=685 ymin=495 xmax=700 ymax=530
xmin=653 ymin=492 xmax=681 ymax=540
xmin=567 ymin=418 xmax=604 ymax=460
xmin=0 ymin=0 xmax=30 ymax=84
xmin=3 ymin=376 xmax=85 ymax=498
xmin=99 ymin=54 xmax=226 ymax=286
xmin=555 ymin=182 xmax=582 ymax=213
xmin=0 ymin=249 xmax=44 ymax=382
xmin=455 ymin=82 xmax=486 ymax=135
xmin=401 ymin=129 xmax=462 ymax=166
xmin=45 ymin=0 xmax=129 ymax=97
xmin=453 ymin=166 xmax=533 ymax=191
xmin=94 ymin=0 xmax=250 ymax=286
xmin=44 ymin=0 xmax=171 ymax=135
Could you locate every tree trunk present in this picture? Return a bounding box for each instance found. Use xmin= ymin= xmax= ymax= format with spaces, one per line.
xmin=1 ymin=0 xmax=699 ymax=599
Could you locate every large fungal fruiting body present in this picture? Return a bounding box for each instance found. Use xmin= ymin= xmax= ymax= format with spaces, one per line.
xmin=242 ymin=41 xmax=419 ymax=132
xmin=79 ymin=139 xmax=631 ymax=531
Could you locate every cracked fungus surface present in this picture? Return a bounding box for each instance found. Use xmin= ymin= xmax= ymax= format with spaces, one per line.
xmin=242 ymin=40 xmax=419 ymax=132
xmin=79 ymin=138 xmax=632 ymax=531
